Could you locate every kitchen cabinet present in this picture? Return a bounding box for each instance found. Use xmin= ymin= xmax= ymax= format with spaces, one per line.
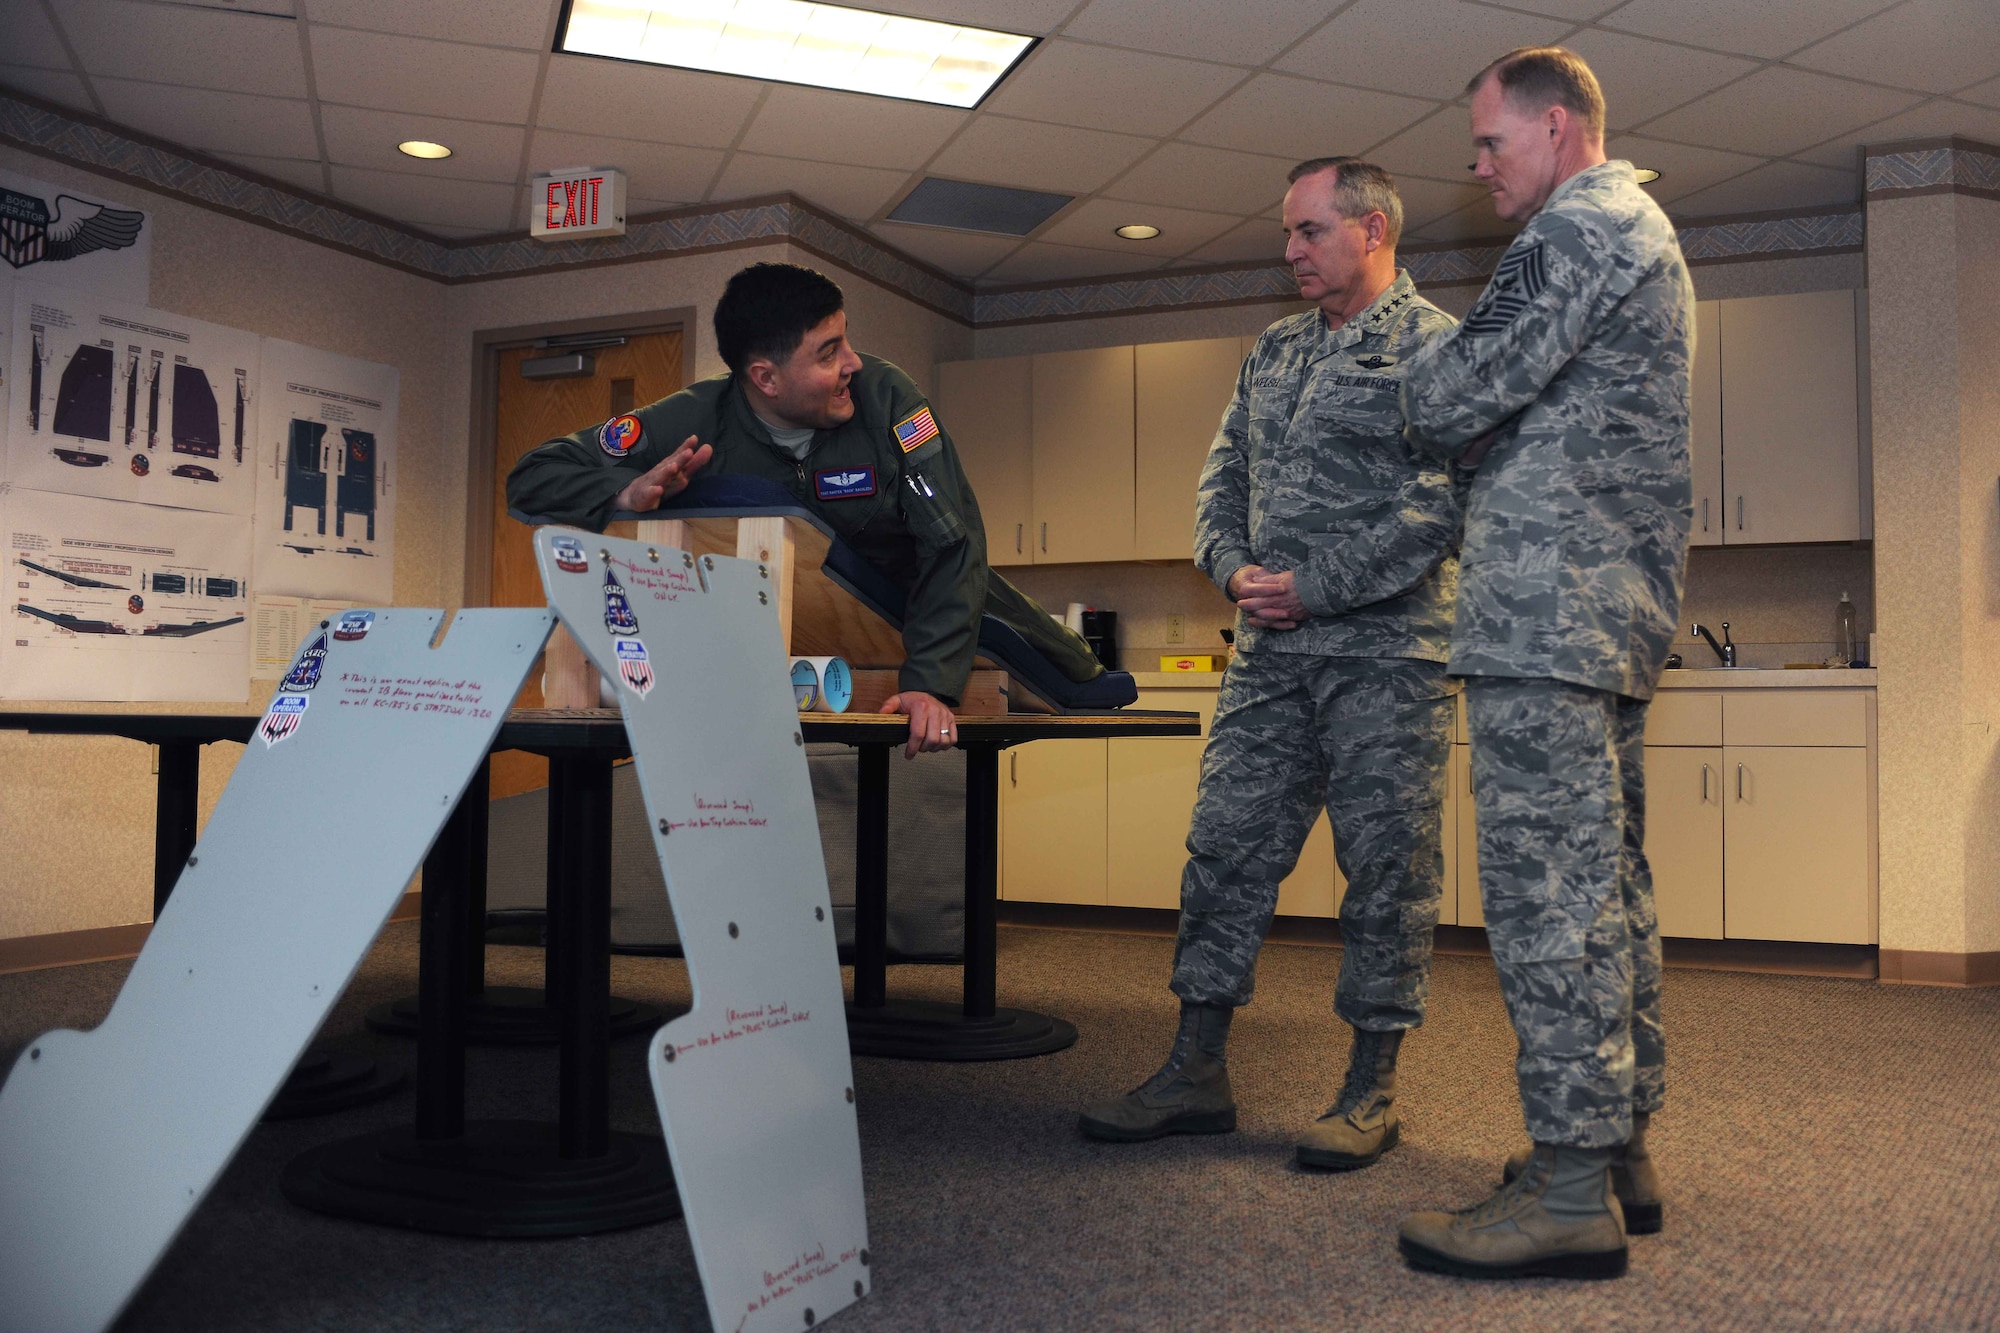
xmin=1001 ymin=739 xmax=1107 ymax=905
xmin=1722 ymin=746 xmax=1872 ymax=943
xmin=936 ymin=355 xmax=1033 ymax=567
xmin=1454 ymin=743 xmax=1482 ymax=928
xmin=1106 ymin=690 xmax=1210 ymax=910
xmin=1717 ymin=290 xmax=1863 ymax=545
xmin=1690 ymin=300 xmax=1723 ymax=547
xmin=1643 ymin=747 xmax=1725 ymax=938
xmin=1134 ymin=339 xmax=1241 ymax=561
xmin=1030 ymin=347 xmax=1135 ymax=563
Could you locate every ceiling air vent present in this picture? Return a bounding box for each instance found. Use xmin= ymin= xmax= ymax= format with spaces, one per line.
xmin=887 ymin=178 xmax=1072 ymax=236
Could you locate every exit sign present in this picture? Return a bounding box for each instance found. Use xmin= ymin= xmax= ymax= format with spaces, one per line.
xmin=530 ymin=167 xmax=627 ymax=241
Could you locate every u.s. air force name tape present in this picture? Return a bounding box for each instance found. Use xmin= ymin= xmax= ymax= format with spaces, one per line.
xmin=789 ymin=656 xmax=852 ymax=713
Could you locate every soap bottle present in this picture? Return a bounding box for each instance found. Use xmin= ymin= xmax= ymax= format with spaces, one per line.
xmin=1834 ymin=592 xmax=1857 ymax=666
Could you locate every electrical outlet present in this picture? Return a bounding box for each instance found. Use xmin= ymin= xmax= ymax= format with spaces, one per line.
xmin=1166 ymin=614 xmax=1186 ymax=644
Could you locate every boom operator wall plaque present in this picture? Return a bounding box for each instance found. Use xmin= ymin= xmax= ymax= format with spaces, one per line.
xmin=534 ymin=528 xmax=871 ymax=1333
xmin=0 ymin=605 xmax=553 ymax=1333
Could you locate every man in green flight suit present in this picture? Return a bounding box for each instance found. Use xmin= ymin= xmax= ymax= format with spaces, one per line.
xmin=507 ymin=262 xmax=1105 ymax=757
xmin=1395 ymin=47 xmax=1694 ymax=1281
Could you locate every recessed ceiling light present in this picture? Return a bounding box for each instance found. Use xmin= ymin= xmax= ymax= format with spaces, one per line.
xmin=1634 ymin=167 xmax=1662 ymax=184
xmin=1115 ymin=224 xmax=1161 ymax=240
xmin=558 ymin=0 xmax=1036 ymax=109
xmin=398 ymin=140 xmax=452 ymax=160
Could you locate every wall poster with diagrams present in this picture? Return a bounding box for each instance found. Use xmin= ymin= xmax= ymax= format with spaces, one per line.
xmin=6 ymin=279 xmax=258 ymax=517
xmin=1 ymin=490 xmax=252 ymax=701
xmin=252 ymin=337 xmax=396 ymax=604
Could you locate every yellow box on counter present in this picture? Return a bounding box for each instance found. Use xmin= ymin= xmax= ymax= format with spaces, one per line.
xmin=1159 ymin=654 xmax=1220 ymax=673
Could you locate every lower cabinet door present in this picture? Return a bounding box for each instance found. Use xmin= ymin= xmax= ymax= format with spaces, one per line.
xmin=1107 ymin=734 xmax=1204 ymax=909
xmin=1455 ymin=744 xmax=1484 ymax=928
xmin=1001 ymin=739 xmax=1108 ymax=905
xmin=1643 ymin=747 xmax=1724 ymax=939
xmin=1722 ymin=745 xmax=1872 ymax=943
xmin=1276 ymin=811 xmax=1344 ymax=918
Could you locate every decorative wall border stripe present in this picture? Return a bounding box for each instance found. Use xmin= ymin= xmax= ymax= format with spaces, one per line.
xmin=1865 ymin=137 xmax=2000 ymax=204
xmin=0 ymin=90 xmax=1869 ymax=329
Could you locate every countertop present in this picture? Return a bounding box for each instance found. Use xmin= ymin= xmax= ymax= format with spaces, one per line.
xmin=1130 ymin=668 xmax=1876 ymax=691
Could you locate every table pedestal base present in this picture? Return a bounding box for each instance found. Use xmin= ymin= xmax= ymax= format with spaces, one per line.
xmin=845 ymin=999 xmax=1076 ymax=1061
xmin=365 ymin=985 xmax=669 ymax=1046
xmin=263 ymin=1051 xmax=406 ymax=1121
xmin=281 ymin=1120 xmax=680 ymax=1238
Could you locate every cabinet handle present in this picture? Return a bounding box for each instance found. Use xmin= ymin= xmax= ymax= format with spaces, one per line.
xmin=1015 ymin=522 xmax=1022 ymax=553
xmin=1736 ymin=763 xmax=1745 ymax=801
xmin=1701 ymin=498 xmax=1709 ymax=532
xmin=1040 ymin=522 xmax=1047 ymax=553
xmin=1736 ymin=496 xmax=1744 ymax=531
xmin=1701 ymin=763 xmax=1710 ymax=803
xmin=1009 ymin=752 xmax=1017 ymax=787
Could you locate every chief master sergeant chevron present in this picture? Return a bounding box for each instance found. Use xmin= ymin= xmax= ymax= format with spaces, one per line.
xmin=507 ymin=262 xmax=1108 ymax=758
xmin=1394 ymin=47 xmax=1694 ymax=1281
xmin=1076 ymin=158 xmax=1463 ymax=1169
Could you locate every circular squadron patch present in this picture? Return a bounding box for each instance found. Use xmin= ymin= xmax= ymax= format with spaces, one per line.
xmin=598 ymin=414 xmax=643 ymax=458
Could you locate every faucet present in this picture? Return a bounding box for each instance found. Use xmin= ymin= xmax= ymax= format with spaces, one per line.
xmin=1690 ymin=621 xmax=1736 ymax=667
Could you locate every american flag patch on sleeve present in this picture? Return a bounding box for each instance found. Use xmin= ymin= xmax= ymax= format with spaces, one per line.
xmin=894 ymin=406 xmax=939 ymax=453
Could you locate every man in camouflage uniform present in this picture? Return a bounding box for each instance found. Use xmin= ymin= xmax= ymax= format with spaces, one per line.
xmin=1078 ymin=158 xmax=1461 ymax=1171
xmin=1395 ymin=48 xmax=1694 ymax=1280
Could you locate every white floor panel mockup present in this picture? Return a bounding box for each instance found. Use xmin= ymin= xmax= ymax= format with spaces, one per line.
xmin=535 ymin=530 xmax=870 ymax=1333
xmin=0 ymin=606 xmax=553 ymax=1333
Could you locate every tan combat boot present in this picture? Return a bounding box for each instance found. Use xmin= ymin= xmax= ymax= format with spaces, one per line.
xmin=1078 ymin=1002 xmax=1236 ymax=1142
xmin=1400 ymin=1144 xmax=1628 ymax=1280
xmin=1502 ymin=1110 xmax=1662 ymax=1234
xmin=1295 ymin=1028 xmax=1403 ymax=1170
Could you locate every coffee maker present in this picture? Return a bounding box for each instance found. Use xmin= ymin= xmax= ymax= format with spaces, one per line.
xmin=1079 ymin=609 xmax=1118 ymax=671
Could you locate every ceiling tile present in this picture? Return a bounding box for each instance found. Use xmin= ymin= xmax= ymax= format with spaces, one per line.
xmin=305 ymin=0 xmax=552 ymax=49
xmin=1180 ymin=73 xmax=1434 ymax=162
xmin=0 ymin=2 xmax=73 ymax=68
xmin=328 ymin=164 xmax=516 ymax=229
xmin=1791 ymin=0 xmax=2000 ymax=97
xmin=1101 ymin=141 xmax=1293 ymax=215
xmin=1559 ymin=30 xmax=1759 ymax=131
xmin=1180 ymin=218 xmax=1286 ymax=266
xmin=1637 ymin=66 xmax=1923 ymax=159
xmin=1061 ymin=0 xmax=1330 ymax=68
xmin=1034 ymin=197 xmax=1240 ymax=256
xmin=321 ymin=105 xmax=523 ymax=180
xmin=1391 ymin=174 xmax=1491 ymax=230
xmin=1404 ymin=192 xmax=1511 ymax=242
xmin=981 ymin=239 xmax=1169 ymax=284
xmin=1602 ymin=0 xmax=1902 ymax=60
xmin=1369 ymin=107 xmax=1480 ymax=182
xmin=0 ymin=65 xmax=95 ymax=113
xmin=927 ymin=116 xmax=1154 ymax=194
xmin=738 ymin=86 xmax=965 ymax=170
xmin=218 ymin=152 xmax=329 ymax=194
xmin=53 ymin=0 xmax=306 ymax=98
xmin=868 ymin=222 xmax=1020 ymax=278
xmin=1798 ymin=99 xmax=2000 ymax=169
xmin=310 ymin=27 xmax=539 ymax=124
xmin=978 ymin=39 xmax=1244 ymax=138
xmin=1486 ymin=0 xmax=1623 ymax=16
xmin=1273 ymin=0 xmax=1571 ymax=101
xmin=95 ymin=78 xmax=318 ymax=157
xmin=709 ymin=153 xmax=908 ymax=219
xmin=529 ymin=131 xmax=723 ymax=205
xmin=1961 ymin=78 xmax=2000 ymax=111
xmin=1603 ymin=134 xmax=1766 ymax=202
xmin=1664 ymin=159 xmax=1859 ymax=219
xmin=536 ymin=54 xmax=763 ymax=149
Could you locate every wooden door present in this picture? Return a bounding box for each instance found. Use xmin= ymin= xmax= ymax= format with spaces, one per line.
xmin=490 ymin=331 xmax=683 ymax=797
xmin=1643 ymin=746 xmax=1724 ymax=939
xmin=937 ymin=356 xmax=1033 ymax=567
xmin=1722 ymin=745 xmax=1871 ymax=943
xmin=1000 ymin=739 xmax=1108 ymax=904
xmin=1719 ymin=290 xmax=1860 ymax=545
xmin=1689 ymin=300 xmax=1723 ymax=547
xmin=1134 ymin=338 xmax=1241 ymax=560
xmin=1030 ymin=346 xmax=1135 ymax=564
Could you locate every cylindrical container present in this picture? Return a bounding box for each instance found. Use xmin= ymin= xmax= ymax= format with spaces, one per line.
xmin=1065 ymin=602 xmax=1088 ymax=634
xmin=790 ymin=656 xmax=853 ymax=712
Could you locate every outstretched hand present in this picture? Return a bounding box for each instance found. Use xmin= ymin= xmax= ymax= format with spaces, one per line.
xmin=880 ymin=690 xmax=957 ymax=759
xmin=614 ymin=435 xmax=714 ymax=513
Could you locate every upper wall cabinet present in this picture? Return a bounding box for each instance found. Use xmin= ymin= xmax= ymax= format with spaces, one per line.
xmin=1689 ymin=300 xmax=1724 ymax=547
xmin=1709 ymin=290 xmax=1864 ymax=546
xmin=937 ymin=356 xmax=1033 ymax=566
xmin=1134 ymin=338 xmax=1242 ymax=561
xmin=1031 ymin=347 xmax=1135 ymax=564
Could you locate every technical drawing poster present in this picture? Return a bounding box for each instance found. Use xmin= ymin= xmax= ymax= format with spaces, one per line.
xmin=252 ymin=337 xmax=396 ymax=602
xmin=1 ymin=490 xmax=251 ymax=701
xmin=0 ymin=167 xmax=153 ymax=470
xmin=6 ymin=280 xmax=258 ymax=515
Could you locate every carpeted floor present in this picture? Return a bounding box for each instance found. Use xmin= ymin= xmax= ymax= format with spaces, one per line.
xmin=5 ymin=923 xmax=2000 ymax=1331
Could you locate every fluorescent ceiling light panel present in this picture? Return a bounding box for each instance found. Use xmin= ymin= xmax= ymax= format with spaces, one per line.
xmin=559 ymin=0 xmax=1036 ymax=108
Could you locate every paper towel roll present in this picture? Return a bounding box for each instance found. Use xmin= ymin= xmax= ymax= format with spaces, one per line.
xmin=789 ymin=655 xmax=853 ymax=713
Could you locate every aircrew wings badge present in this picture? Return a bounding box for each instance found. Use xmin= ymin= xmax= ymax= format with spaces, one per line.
xmin=893 ymin=406 xmax=939 ymax=453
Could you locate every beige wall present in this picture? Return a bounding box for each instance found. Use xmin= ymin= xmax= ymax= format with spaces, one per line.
xmin=1869 ymin=190 xmax=2000 ymax=956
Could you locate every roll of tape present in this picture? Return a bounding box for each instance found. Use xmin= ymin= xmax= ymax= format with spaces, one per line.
xmin=789 ymin=655 xmax=852 ymax=713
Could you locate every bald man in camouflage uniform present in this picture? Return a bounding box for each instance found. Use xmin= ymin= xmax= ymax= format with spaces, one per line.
xmin=1395 ymin=48 xmax=1693 ymax=1280
xmin=1078 ymin=158 xmax=1462 ymax=1171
